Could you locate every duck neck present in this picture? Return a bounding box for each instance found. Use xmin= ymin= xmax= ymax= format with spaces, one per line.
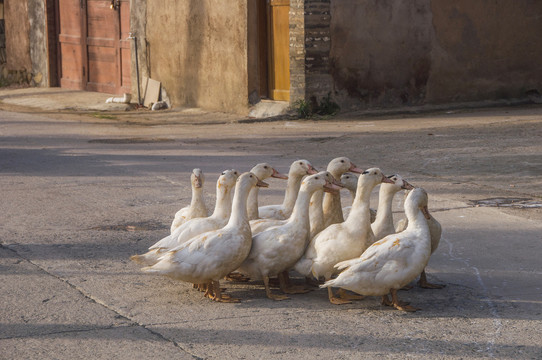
xmin=212 ymin=184 xmax=233 ymax=219
xmin=190 ymin=186 xmax=205 ymax=210
xmin=227 ymin=183 xmax=251 ymax=228
xmin=309 ymin=189 xmax=324 ymax=224
xmin=288 ymin=187 xmax=312 ymax=226
xmin=323 ymin=191 xmax=342 ymax=217
xmin=346 ymin=181 xmax=375 ymax=225
xmin=405 ymin=203 xmax=430 ymax=237
xmin=247 ymin=187 xmax=260 ymax=220
xmin=372 ymin=187 xmax=398 ymax=230
xmin=323 ymin=171 xmax=343 ymax=221
xmin=348 ymin=189 xmax=356 ymax=202
xmin=282 ymin=173 xmax=303 ymax=215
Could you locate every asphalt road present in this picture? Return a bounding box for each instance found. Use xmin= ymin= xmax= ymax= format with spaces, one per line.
xmin=1 ymin=101 xmax=541 ymax=359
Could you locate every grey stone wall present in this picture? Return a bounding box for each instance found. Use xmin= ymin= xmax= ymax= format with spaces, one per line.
xmin=289 ymin=0 xmax=305 ymax=103
xmin=290 ymin=0 xmax=334 ymax=105
xmin=304 ymin=0 xmax=333 ymax=103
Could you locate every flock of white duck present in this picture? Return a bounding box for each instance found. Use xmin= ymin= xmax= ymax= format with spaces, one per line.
xmin=130 ymin=157 xmax=443 ymax=312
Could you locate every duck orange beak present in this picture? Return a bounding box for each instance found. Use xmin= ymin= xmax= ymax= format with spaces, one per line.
xmin=307 ymin=165 xmax=318 ymax=175
xmin=323 ymin=181 xmax=342 ymax=193
xmin=271 ymin=168 xmax=288 ymax=180
xmin=381 ymin=174 xmax=395 ymax=184
xmin=401 ymin=180 xmax=414 ymax=190
xmin=349 ymin=162 xmax=364 ymax=174
xmin=256 ymin=179 xmax=269 ymax=188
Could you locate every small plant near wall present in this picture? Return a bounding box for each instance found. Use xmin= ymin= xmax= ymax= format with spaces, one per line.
xmin=292 ymin=92 xmax=340 ymax=119
xmin=316 ymin=92 xmax=340 ymax=116
xmin=293 ymin=99 xmax=312 ymax=118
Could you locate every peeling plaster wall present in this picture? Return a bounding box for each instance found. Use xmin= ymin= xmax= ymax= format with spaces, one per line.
xmin=330 ymin=0 xmax=542 ymax=109
xmin=146 ymin=0 xmax=248 ymax=113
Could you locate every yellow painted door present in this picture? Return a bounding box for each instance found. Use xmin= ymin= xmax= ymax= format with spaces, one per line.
xmin=268 ymin=0 xmax=290 ymax=101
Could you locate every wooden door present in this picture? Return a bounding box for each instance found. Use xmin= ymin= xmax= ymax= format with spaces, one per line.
xmin=268 ymin=0 xmax=290 ymax=101
xmin=58 ymin=0 xmax=84 ymax=89
xmin=57 ymin=0 xmax=130 ymax=94
xmin=85 ymin=0 xmax=130 ymax=93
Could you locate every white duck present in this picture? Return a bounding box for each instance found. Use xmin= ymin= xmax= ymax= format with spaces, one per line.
xmin=131 ymin=169 xmax=239 ymax=266
xmin=238 ymin=173 xmax=337 ymax=300
xmin=371 ymin=174 xmax=414 ymax=241
xmin=142 ymin=172 xmax=268 ymax=302
xmin=294 ymin=168 xmax=394 ymax=304
xmin=252 ymin=171 xmax=341 ymax=237
xmin=247 ymin=163 xmax=288 ymax=220
xmin=341 ymin=172 xmax=377 ymax=223
xmin=339 ymin=172 xmax=357 ymax=220
xmin=170 ymin=168 xmax=209 ymax=233
xmin=258 ymin=159 xmax=317 ymax=220
xmin=308 ymin=171 xmax=344 ymax=239
xmin=395 ymin=190 xmax=443 ymax=289
xmin=320 ymin=187 xmax=433 ymax=312
xmin=323 ymin=157 xmax=364 ymax=227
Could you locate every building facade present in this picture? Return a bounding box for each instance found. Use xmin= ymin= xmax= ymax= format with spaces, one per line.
xmin=2 ymin=0 xmax=542 ymax=114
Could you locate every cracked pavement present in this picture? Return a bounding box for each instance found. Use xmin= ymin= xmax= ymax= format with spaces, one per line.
xmin=1 ymin=96 xmax=541 ymax=359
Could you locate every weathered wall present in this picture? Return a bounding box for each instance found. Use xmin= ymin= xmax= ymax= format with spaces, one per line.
xmin=4 ymin=0 xmax=31 ymax=71
xmin=330 ymin=0 xmax=542 ymax=109
xmin=304 ymin=0 xmax=332 ymax=103
xmin=146 ymin=0 xmax=248 ymax=113
xmin=2 ymin=0 xmax=47 ymax=87
xmin=427 ymin=0 xmax=542 ymax=103
xmin=28 ymin=0 xmax=47 ymax=86
xmin=289 ymin=0 xmax=305 ymax=103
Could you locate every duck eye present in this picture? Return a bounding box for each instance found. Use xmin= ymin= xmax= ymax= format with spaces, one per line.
xmin=315 ymin=177 xmax=319 ymax=180
xmin=264 ymin=166 xmax=268 ymax=169
xmin=299 ymin=162 xmax=303 ymax=165
xmin=340 ymin=160 xmax=345 ymax=163
xmin=221 ymin=172 xmax=225 ymax=175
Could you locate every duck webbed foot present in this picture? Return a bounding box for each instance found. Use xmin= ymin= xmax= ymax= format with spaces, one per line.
xmin=381 ymin=294 xmax=392 ymax=306
xmin=193 ymin=283 xmax=207 ymax=292
xmin=418 ymin=270 xmax=445 ymax=289
xmin=338 ymin=288 xmax=365 ymax=301
xmin=205 ymin=281 xmax=240 ymax=303
xmin=278 ymin=271 xmax=312 ymax=294
xmin=390 ymin=289 xmax=418 ymax=312
xmin=263 ymin=276 xmax=290 ymax=301
xmin=328 ymin=288 xmax=352 ymax=305
xmin=224 ymin=271 xmax=251 ymax=282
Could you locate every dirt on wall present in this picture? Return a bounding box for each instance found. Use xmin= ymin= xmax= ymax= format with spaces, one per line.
xmin=330 ymin=0 xmax=542 ymax=110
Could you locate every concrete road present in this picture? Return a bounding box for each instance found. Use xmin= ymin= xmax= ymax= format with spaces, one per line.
xmin=1 ymin=100 xmax=541 ymax=359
